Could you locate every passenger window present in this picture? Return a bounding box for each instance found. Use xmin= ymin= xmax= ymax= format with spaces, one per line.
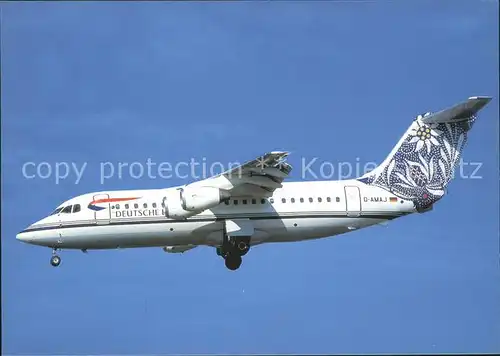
xmin=61 ymin=205 xmax=72 ymax=214
xmin=134 ymin=203 xmax=138 ymax=208
xmin=234 ymin=200 xmax=238 ymax=205
xmin=282 ymin=198 xmax=286 ymax=203
xmin=261 ymin=199 xmax=266 ymax=204
xmin=336 ymin=197 xmax=340 ymax=202
xmin=318 ymin=197 xmax=322 ymax=203
xmin=125 ymin=204 xmax=129 ymax=209
xmin=300 ymin=198 xmax=304 ymax=203
xmin=309 ymin=197 xmax=313 ymax=203
xmin=152 ymin=203 xmax=157 ymax=208
xmin=143 ymin=203 xmax=147 ymax=208
xmin=224 ymin=200 xmax=230 ymax=205
xmin=242 ymin=199 xmax=247 ymax=205
xmin=327 ymin=197 xmax=331 ymax=203
xmin=72 ymin=204 xmax=81 ymax=213
xmin=116 ymin=204 xmax=120 ymax=209
xmin=252 ymin=199 xmax=256 ymax=204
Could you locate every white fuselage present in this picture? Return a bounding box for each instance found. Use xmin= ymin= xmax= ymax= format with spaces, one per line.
xmin=17 ymin=179 xmax=417 ymax=250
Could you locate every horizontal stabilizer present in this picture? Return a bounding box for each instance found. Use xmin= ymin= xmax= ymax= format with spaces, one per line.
xmin=421 ymin=96 xmax=492 ymax=124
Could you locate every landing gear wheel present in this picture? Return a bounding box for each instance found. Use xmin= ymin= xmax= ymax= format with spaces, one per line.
xmin=50 ymin=255 xmax=61 ymax=267
xmin=236 ymin=241 xmax=250 ymax=256
xmin=224 ymin=254 xmax=242 ymax=271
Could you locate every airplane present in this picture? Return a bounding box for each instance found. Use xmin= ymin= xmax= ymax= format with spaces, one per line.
xmin=17 ymin=96 xmax=492 ymax=270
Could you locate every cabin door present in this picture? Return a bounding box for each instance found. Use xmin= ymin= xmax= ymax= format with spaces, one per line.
xmin=91 ymin=193 xmax=111 ymax=224
xmin=344 ymin=186 xmax=361 ymax=217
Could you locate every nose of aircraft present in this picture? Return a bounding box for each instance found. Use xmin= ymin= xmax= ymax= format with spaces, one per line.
xmin=17 ymin=231 xmax=31 ymax=243
xmin=17 ymin=222 xmax=39 ymax=243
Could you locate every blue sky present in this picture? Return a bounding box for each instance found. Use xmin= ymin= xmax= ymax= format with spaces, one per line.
xmin=2 ymin=1 xmax=499 ymax=354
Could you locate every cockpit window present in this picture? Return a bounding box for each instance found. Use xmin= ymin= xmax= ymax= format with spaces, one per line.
xmin=72 ymin=204 xmax=81 ymax=213
xmin=50 ymin=207 xmax=64 ymax=215
xmin=61 ymin=205 xmax=72 ymax=214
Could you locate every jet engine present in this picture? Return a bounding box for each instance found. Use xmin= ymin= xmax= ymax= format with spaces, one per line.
xmin=163 ymin=186 xmax=231 ymax=220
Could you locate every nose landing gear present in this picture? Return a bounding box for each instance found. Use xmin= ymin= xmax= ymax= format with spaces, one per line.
xmin=50 ymin=249 xmax=61 ymax=267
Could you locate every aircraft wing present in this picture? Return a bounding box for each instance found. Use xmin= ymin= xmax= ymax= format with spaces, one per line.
xmin=187 ymin=151 xmax=293 ymax=197
xmin=421 ymin=96 xmax=492 ymax=124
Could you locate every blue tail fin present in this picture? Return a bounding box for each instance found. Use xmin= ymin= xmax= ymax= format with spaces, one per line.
xmin=358 ymin=96 xmax=492 ymax=212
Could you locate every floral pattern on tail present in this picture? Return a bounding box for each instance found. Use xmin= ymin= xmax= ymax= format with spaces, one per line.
xmin=358 ymin=113 xmax=476 ymax=211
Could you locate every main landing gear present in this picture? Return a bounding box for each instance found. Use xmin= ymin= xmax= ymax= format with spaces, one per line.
xmin=50 ymin=248 xmax=61 ymax=267
xmin=217 ymin=236 xmax=251 ymax=271
xmin=225 ymin=254 xmax=242 ymax=271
